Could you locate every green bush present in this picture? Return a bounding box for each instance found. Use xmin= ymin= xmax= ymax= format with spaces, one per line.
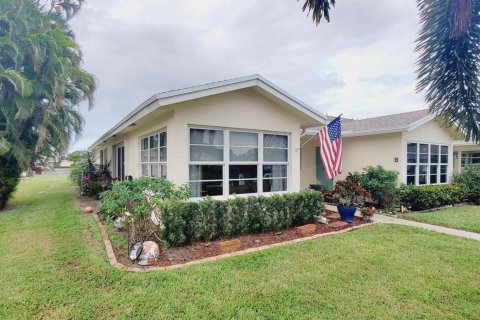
xmin=99 ymin=177 xmax=191 ymax=219
xmin=0 ymin=154 xmax=22 ymax=209
xmin=399 ymin=184 xmax=467 ymax=211
xmin=158 ymin=190 xmax=325 ymax=246
xmin=69 ymin=151 xmax=112 ymax=197
xmin=359 ymin=166 xmax=399 ymax=209
xmin=453 ymin=166 xmax=480 ymax=204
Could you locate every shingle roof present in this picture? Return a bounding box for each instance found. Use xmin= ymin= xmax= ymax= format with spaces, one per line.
xmin=342 ymin=109 xmax=431 ymax=133
xmin=306 ymin=109 xmax=434 ymax=136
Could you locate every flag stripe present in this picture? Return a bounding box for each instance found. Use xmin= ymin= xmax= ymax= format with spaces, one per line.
xmin=317 ymin=116 xmax=342 ymax=180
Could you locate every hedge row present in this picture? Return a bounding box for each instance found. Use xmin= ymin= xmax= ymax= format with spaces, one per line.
xmin=158 ymin=190 xmax=325 ymax=246
xmin=399 ymin=184 xmax=467 ymax=211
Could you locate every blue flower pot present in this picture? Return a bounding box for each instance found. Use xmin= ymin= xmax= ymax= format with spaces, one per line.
xmin=337 ymin=206 xmax=357 ymax=222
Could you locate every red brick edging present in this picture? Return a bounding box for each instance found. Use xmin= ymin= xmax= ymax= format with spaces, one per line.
xmin=91 ymin=211 xmax=377 ymax=272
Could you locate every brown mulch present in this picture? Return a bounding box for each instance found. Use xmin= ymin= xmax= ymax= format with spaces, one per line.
xmin=107 ymin=211 xmax=370 ymax=268
xmin=77 ymin=195 xmax=100 ymax=213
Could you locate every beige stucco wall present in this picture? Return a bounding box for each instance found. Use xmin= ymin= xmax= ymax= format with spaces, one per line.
xmin=297 ymin=119 xmax=460 ymax=188
xmin=95 ymin=88 xmax=311 ymax=193
xmin=300 ymin=137 xmax=318 ymax=190
xmin=167 ymin=88 xmax=304 ymax=191
xmin=336 ymin=133 xmax=403 ymax=181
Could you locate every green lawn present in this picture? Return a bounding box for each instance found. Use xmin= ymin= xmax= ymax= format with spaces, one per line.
xmin=403 ymin=206 xmax=480 ymax=233
xmin=1 ymin=176 xmax=479 ymax=319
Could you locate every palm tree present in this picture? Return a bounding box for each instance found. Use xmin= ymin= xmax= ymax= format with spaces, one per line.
xmin=301 ymin=0 xmax=480 ymax=143
xmin=0 ymin=0 xmax=95 ymax=208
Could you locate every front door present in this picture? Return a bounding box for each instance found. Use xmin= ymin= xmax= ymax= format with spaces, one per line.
xmin=316 ymin=147 xmax=334 ymax=190
xmin=114 ymin=143 xmax=125 ymax=180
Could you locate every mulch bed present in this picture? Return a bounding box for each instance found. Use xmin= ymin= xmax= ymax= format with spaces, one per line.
xmin=107 ymin=211 xmax=370 ymax=268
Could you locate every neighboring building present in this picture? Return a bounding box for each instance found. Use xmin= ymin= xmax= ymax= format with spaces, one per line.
xmin=301 ymin=109 xmax=480 ymax=189
xmin=89 ymin=75 xmax=326 ymax=197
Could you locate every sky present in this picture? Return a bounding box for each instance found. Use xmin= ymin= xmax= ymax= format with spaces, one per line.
xmin=69 ymin=0 xmax=424 ymax=151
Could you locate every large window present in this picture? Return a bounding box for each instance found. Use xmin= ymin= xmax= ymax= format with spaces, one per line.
xmin=461 ymin=151 xmax=480 ymax=168
xmin=140 ymin=131 xmax=167 ymax=178
xmin=189 ymin=128 xmax=289 ymax=197
xmin=406 ymin=142 xmax=448 ymax=185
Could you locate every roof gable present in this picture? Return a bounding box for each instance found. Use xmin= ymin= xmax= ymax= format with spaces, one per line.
xmin=90 ymin=75 xmax=326 ymax=149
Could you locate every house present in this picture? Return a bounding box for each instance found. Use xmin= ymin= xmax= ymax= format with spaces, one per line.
xmin=89 ymin=75 xmax=327 ymax=197
xmin=91 ymin=75 xmax=480 ymax=196
xmin=300 ymin=109 xmax=480 ymax=189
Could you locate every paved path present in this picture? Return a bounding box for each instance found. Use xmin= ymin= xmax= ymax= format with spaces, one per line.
xmin=43 ymin=168 xmax=70 ymax=176
xmin=325 ymin=204 xmax=480 ymax=241
xmin=373 ymin=214 xmax=480 ymax=241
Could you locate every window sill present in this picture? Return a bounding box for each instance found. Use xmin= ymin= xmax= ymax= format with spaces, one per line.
xmin=188 ymin=191 xmax=289 ymax=202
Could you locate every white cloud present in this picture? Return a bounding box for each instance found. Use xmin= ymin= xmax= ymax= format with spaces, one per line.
xmin=69 ymin=0 xmax=425 ymax=150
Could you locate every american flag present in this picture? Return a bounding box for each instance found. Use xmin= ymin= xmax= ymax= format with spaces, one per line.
xmin=317 ymin=116 xmax=342 ymax=180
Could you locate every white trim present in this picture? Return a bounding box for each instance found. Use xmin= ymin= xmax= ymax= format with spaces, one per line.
xmin=407 ymin=114 xmax=436 ymax=131
xmin=138 ymin=129 xmax=167 ymax=178
xmin=89 ymin=75 xmax=326 ymax=150
xmin=405 ymin=141 xmax=449 ymax=185
xmin=303 ymin=114 xmax=438 ymax=138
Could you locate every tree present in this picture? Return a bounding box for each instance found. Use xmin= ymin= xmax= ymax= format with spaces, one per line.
xmin=301 ymin=0 xmax=480 ymax=143
xmin=67 ymin=150 xmax=86 ymax=164
xmin=0 ymin=0 xmax=95 ymax=209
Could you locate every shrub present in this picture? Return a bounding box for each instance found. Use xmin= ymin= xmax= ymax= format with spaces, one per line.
xmin=69 ymin=151 xmax=112 ymax=197
xmin=399 ymin=184 xmax=467 ymax=211
xmin=329 ymin=177 xmax=370 ymax=207
xmin=453 ymin=166 xmax=480 ymax=204
xmin=99 ymin=177 xmax=191 ymax=219
xmin=0 ymin=154 xmax=22 ymax=210
xmin=359 ymin=166 xmax=399 ymax=209
xmin=158 ymin=190 xmax=325 ymax=246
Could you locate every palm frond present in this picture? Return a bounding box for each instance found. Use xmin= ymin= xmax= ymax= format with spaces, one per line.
xmin=416 ymin=0 xmax=480 ymax=142
xmin=301 ymin=0 xmax=336 ymax=24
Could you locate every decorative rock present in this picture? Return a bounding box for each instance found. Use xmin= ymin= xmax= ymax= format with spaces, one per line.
xmin=219 ymin=239 xmax=241 ymax=253
xmin=114 ymin=216 xmax=126 ymax=231
xmin=84 ymin=206 xmax=93 ymax=213
xmin=328 ymin=221 xmax=348 ymax=228
xmin=275 ymin=231 xmax=282 ymax=236
xmin=204 ymin=242 xmax=211 ymax=247
xmin=317 ymin=216 xmax=329 ymax=224
xmin=325 ymin=212 xmax=340 ymax=219
xmin=129 ymin=242 xmax=143 ymax=261
xmin=254 ymin=239 xmax=261 ymax=244
xmin=137 ymin=241 xmax=160 ymax=266
xmin=296 ymin=224 xmax=316 ymax=236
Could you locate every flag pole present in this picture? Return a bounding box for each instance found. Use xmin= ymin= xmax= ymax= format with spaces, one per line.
xmin=295 ymin=113 xmax=343 ymax=152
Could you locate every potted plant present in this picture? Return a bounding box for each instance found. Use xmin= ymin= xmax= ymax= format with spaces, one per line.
xmin=331 ymin=178 xmax=370 ymax=222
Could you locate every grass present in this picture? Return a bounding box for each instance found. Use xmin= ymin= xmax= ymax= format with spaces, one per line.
xmin=0 ymin=176 xmax=479 ymax=319
xmin=403 ymin=206 xmax=480 ymax=233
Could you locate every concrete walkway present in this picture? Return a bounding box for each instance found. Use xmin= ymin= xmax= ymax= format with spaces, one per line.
xmin=373 ymin=214 xmax=480 ymax=241
xmin=325 ymin=204 xmax=480 ymax=241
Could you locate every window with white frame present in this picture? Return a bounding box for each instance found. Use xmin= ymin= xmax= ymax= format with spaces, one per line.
xmin=461 ymin=151 xmax=480 ymax=168
xmin=140 ymin=131 xmax=167 ymax=178
xmin=189 ymin=128 xmax=289 ymax=197
xmin=406 ymin=142 xmax=448 ymax=185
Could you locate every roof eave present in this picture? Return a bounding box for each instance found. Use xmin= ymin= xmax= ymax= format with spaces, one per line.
xmin=89 ymin=75 xmax=326 ymax=150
